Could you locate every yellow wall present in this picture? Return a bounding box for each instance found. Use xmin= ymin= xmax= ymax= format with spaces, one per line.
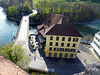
xmin=45 ymin=35 xmax=81 ymax=59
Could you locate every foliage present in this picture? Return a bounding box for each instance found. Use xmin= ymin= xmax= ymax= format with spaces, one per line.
xmin=0 ymin=43 xmax=30 ymax=69
xmin=35 ymin=0 xmax=100 ymax=22
xmin=0 ymin=0 xmax=33 ymax=19
xmin=29 ymin=14 xmax=37 ymax=18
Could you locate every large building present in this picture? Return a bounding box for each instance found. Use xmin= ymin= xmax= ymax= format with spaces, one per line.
xmin=91 ymin=31 xmax=100 ymax=59
xmin=36 ymin=14 xmax=82 ymax=59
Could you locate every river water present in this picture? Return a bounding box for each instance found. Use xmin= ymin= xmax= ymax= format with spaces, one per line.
xmin=0 ymin=7 xmax=18 ymax=46
xmin=0 ymin=7 xmax=100 ymax=46
xmin=72 ymin=20 xmax=100 ymax=36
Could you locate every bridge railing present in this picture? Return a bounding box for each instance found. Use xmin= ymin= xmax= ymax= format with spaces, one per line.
xmin=14 ymin=17 xmax=23 ymax=42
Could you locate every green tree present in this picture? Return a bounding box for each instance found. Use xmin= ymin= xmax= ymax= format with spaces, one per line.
xmin=5 ymin=5 xmax=18 ymax=17
xmin=0 ymin=43 xmax=30 ymax=69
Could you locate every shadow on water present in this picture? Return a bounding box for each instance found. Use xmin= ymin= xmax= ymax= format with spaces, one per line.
xmin=38 ymin=49 xmax=85 ymax=75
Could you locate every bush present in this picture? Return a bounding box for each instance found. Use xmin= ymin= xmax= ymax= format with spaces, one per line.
xmin=29 ymin=14 xmax=37 ymax=18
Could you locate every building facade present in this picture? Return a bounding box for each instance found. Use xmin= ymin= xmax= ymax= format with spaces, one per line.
xmin=91 ymin=31 xmax=100 ymax=59
xmin=36 ymin=14 xmax=82 ymax=59
xmin=45 ymin=35 xmax=81 ymax=58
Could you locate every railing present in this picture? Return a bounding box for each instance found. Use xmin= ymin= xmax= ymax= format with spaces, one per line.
xmin=14 ymin=17 xmax=23 ymax=41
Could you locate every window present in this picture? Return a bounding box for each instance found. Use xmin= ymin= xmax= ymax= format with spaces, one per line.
xmin=57 ymin=48 xmax=59 ymax=51
xmin=67 ymin=43 xmax=70 ymax=47
xmin=55 ymin=42 xmax=58 ymax=46
xmin=53 ymin=53 xmax=57 ymax=57
xmin=56 ymin=37 xmax=59 ymax=41
xmin=70 ymin=54 xmax=73 ymax=58
xmin=50 ymin=42 xmax=53 ymax=46
xmin=62 ymin=48 xmax=64 ymax=51
xmin=49 ymin=47 xmax=52 ymax=51
xmin=50 ymin=36 xmax=53 ymax=40
xmin=65 ymin=53 xmax=68 ymax=58
xmin=73 ymin=44 xmax=76 ymax=47
xmin=54 ymin=48 xmax=59 ymax=51
xmin=61 ymin=43 xmax=64 ymax=46
xmin=59 ymin=53 xmax=63 ymax=58
xmin=68 ymin=38 xmax=71 ymax=41
xmin=48 ymin=21 xmax=50 ymax=24
xmin=48 ymin=52 xmax=52 ymax=57
xmin=60 ymin=48 xmax=64 ymax=51
xmin=60 ymin=48 xmax=62 ymax=51
xmin=95 ymin=37 xmax=100 ymax=42
xmin=54 ymin=48 xmax=56 ymax=51
xmin=65 ymin=48 xmax=70 ymax=52
xmin=93 ymin=41 xmax=100 ymax=49
xmin=62 ymin=37 xmax=65 ymax=41
xmin=73 ymin=38 xmax=78 ymax=42
xmin=71 ymin=49 xmax=76 ymax=52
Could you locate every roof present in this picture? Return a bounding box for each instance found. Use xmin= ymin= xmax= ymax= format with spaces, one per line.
xmin=37 ymin=14 xmax=63 ymax=38
xmin=46 ymin=18 xmax=83 ymax=37
xmin=37 ymin=14 xmax=83 ymax=38
xmin=0 ymin=55 xmax=29 ymax=75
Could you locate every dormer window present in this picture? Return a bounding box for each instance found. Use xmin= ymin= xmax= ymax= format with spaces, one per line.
xmin=48 ymin=21 xmax=50 ymax=24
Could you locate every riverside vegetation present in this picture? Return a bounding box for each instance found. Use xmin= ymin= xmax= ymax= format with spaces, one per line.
xmin=35 ymin=0 xmax=100 ymax=23
xmin=0 ymin=43 xmax=30 ymax=69
xmin=0 ymin=0 xmax=33 ymax=19
xmin=0 ymin=0 xmax=100 ymax=23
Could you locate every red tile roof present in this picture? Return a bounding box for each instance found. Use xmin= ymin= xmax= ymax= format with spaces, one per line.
xmin=46 ymin=17 xmax=83 ymax=37
xmin=37 ymin=14 xmax=83 ymax=38
xmin=0 ymin=55 xmax=29 ymax=75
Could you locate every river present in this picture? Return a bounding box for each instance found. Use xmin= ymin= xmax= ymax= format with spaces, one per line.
xmin=0 ymin=7 xmax=100 ymax=46
xmin=0 ymin=7 xmax=18 ymax=46
xmin=72 ymin=20 xmax=100 ymax=36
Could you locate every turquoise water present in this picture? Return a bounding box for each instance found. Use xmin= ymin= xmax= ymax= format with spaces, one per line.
xmin=0 ymin=7 xmax=18 ymax=46
xmin=72 ymin=20 xmax=100 ymax=36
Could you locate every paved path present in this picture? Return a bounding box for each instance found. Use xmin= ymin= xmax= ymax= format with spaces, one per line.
xmin=77 ymin=44 xmax=99 ymax=67
xmin=14 ymin=10 xmax=37 ymax=59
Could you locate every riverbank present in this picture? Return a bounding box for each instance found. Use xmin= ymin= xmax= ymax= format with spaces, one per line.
xmin=1 ymin=0 xmax=100 ymax=25
xmin=0 ymin=7 xmax=18 ymax=46
xmin=0 ymin=0 xmax=33 ymax=21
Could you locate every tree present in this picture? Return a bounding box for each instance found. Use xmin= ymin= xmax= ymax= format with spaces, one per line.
xmin=5 ymin=5 xmax=18 ymax=18
xmin=0 ymin=43 xmax=30 ymax=69
xmin=83 ymin=34 xmax=94 ymax=43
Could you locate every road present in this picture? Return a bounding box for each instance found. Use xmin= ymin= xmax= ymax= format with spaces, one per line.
xmin=14 ymin=10 xmax=37 ymax=59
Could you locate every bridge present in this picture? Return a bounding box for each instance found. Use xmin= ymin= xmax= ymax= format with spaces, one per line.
xmin=14 ymin=10 xmax=37 ymax=56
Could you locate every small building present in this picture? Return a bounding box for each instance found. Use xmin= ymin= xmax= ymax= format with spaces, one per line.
xmin=36 ymin=14 xmax=83 ymax=59
xmin=91 ymin=31 xmax=100 ymax=59
xmin=0 ymin=55 xmax=29 ymax=75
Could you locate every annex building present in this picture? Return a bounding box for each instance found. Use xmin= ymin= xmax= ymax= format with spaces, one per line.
xmin=36 ymin=14 xmax=82 ymax=59
xmin=91 ymin=31 xmax=100 ymax=59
